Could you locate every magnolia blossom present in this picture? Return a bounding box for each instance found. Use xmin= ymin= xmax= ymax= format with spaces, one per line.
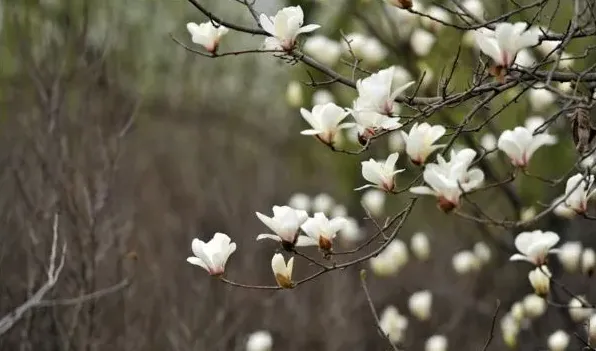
xmin=356 ymin=153 xmax=405 ymax=192
xmin=408 ymin=290 xmax=432 ymax=321
xmin=331 ymin=205 xmax=347 ymax=218
xmin=422 ymin=6 xmax=451 ymax=33
xmin=186 ymin=22 xmax=229 ymax=53
xmin=361 ymin=189 xmax=386 ymax=217
xmin=342 ymin=33 xmax=388 ymax=65
xmin=410 ymin=149 xmax=484 ymax=211
xmin=582 ymin=248 xmax=596 ymax=276
xmin=510 ymin=230 xmax=560 ymax=264
xmin=497 ymin=126 xmax=557 ymax=167
xmin=338 ymin=217 xmax=364 ymax=243
xmin=501 ymin=314 xmax=520 ymax=348
xmin=271 ymin=253 xmax=294 ymax=288
xmin=452 ymin=250 xmax=481 ymax=274
xmin=287 ymin=193 xmax=310 ymax=211
xmin=528 ymin=265 xmax=551 ymax=296
xmin=312 ymin=90 xmax=335 ymax=106
xmin=312 ymin=193 xmax=335 ymax=214
xmin=538 ymin=39 xmax=561 ymax=56
xmin=553 ymin=195 xmax=578 ymax=219
xmin=410 ymin=29 xmax=436 ymax=56
xmin=462 ymin=0 xmax=485 ymax=19
xmin=411 ymin=232 xmax=430 ymax=261
xmin=564 ymin=173 xmax=595 ymax=213
xmin=370 ymin=240 xmax=409 ymax=277
xmin=246 ymin=330 xmax=273 ymax=351
xmin=300 ymin=212 xmax=346 ymax=251
xmin=510 ymin=302 xmax=525 ymax=322
xmin=557 ymin=241 xmax=582 ymax=273
xmin=548 ymin=330 xmax=569 ymax=351
xmin=286 ymin=81 xmax=303 ymax=107
xmin=569 ymin=296 xmax=593 ymax=322
xmin=480 ymin=133 xmax=497 ymax=151
xmin=473 ymin=242 xmax=491 ymax=263
xmin=303 ymin=35 xmax=342 ymax=67
xmin=425 ymin=335 xmax=447 ymax=351
xmin=379 ymin=306 xmax=409 ymax=344
xmin=392 ymin=65 xmax=414 ymax=87
xmin=522 ymin=294 xmax=547 ymax=319
xmin=529 ymin=86 xmax=556 ymax=111
xmin=474 ymin=22 xmax=540 ymax=70
xmin=187 ymin=233 xmax=236 ymax=276
xmin=256 ymin=206 xmax=310 ymax=247
xmin=401 ymin=123 xmax=446 ymax=165
xmin=514 ymin=49 xmax=536 ymax=68
xmin=521 ymin=207 xmax=537 ymax=222
xmin=260 ymin=6 xmax=320 ymax=51
xmin=300 ymin=103 xmax=354 ymax=145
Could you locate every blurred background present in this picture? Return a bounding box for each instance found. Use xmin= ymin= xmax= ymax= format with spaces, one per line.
xmin=1 ymin=0 xmax=596 ymax=350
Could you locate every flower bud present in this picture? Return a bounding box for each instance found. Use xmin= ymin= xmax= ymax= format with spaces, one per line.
xmin=287 ymin=193 xmax=311 ymax=212
xmin=547 ymin=330 xmax=569 ymax=351
xmin=425 ymin=335 xmax=447 ymax=351
xmin=370 ymin=240 xmax=408 ymax=277
xmin=285 ymin=81 xmax=303 ymax=108
xmin=510 ymin=302 xmax=525 ymax=322
xmin=271 ymin=253 xmax=294 ymax=289
xmin=361 ymin=189 xmax=386 ymax=217
xmin=529 ymin=86 xmax=556 ymax=112
xmin=500 ymin=314 xmax=519 ymax=348
xmin=410 ymin=232 xmax=430 ymax=261
xmin=522 ymin=294 xmax=547 ymax=319
xmin=569 ymin=296 xmax=593 ymax=322
xmin=558 ymin=241 xmax=582 ymax=273
xmin=410 ymin=29 xmax=436 ymax=57
xmin=520 ymin=207 xmax=536 ymax=222
xmin=473 ymin=242 xmax=491 ymax=264
xmin=312 ymin=193 xmax=334 ymax=214
xmin=452 ymin=250 xmax=480 ymax=274
xmin=408 ymin=290 xmax=432 ymax=321
xmin=480 ymin=133 xmax=497 ymax=151
xmin=331 ymin=205 xmax=347 ymax=218
xmin=379 ymin=306 xmax=408 ymax=344
xmin=246 ymin=330 xmax=273 ymax=351
xmin=312 ymin=90 xmax=335 ymax=106
xmin=528 ymin=265 xmax=551 ymax=296
xmin=582 ymin=248 xmax=596 ymax=276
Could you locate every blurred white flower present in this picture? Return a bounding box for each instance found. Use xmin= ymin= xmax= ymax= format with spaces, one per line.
xmin=256 ymin=206 xmax=310 ymax=247
xmin=339 ymin=217 xmax=364 ymax=243
xmin=522 ymin=294 xmax=547 ymax=319
xmin=410 ymin=29 xmax=436 ymax=56
xmin=401 ymin=123 xmax=446 ymax=165
xmin=538 ymin=39 xmax=561 ymax=56
xmin=379 ymin=306 xmax=409 ymax=344
xmin=411 ymin=232 xmax=430 ymax=261
xmin=559 ymin=51 xmax=575 ymax=69
xmin=300 ymin=103 xmax=354 ymax=145
xmin=462 ymin=0 xmax=485 ymax=19
xmin=528 ymin=265 xmax=551 ymax=296
xmin=514 ymin=49 xmax=536 ymax=68
xmin=473 ymin=242 xmax=491 ymax=263
xmin=186 ymin=22 xmax=229 ymax=53
xmin=260 ymin=6 xmax=320 ymax=51
xmin=520 ymin=207 xmax=537 ymax=222
xmin=497 ymin=126 xmax=557 ymax=167
xmin=356 ymin=153 xmax=405 ymax=192
xmin=388 ymin=131 xmax=406 ymax=153
xmin=564 ymin=173 xmax=595 ymax=214
xmin=312 ymin=90 xmax=335 ymax=106
xmin=569 ymin=296 xmax=593 ymax=322
xmin=474 ymin=22 xmax=540 ymax=68
xmin=391 ymin=65 xmax=414 ymax=87
xmin=370 ymin=240 xmax=409 ymax=276
xmin=271 ymin=253 xmax=294 ymax=288
xmin=422 ymin=6 xmax=451 ymax=33
xmin=501 ymin=314 xmax=520 ymax=348
xmin=529 ymin=87 xmax=556 ymax=112
xmin=312 ymin=193 xmax=335 ymax=214
xmin=408 ymin=290 xmax=432 ymax=321
xmin=425 ymin=335 xmax=447 ymax=351
xmin=452 ymin=250 xmax=481 ymax=274
xmin=303 ymin=35 xmax=341 ymax=66
xmin=558 ymin=81 xmax=573 ymax=93
xmin=187 ymin=233 xmax=236 ymax=276
xmin=342 ymin=33 xmax=388 ymax=65
xmin=524 ymin=115 xmax=549 ymax=134
xmin=246 ymin=330 xmax=273 ymax=351
xmin=480 ymin=133 xmax=497 ymax=151
xmin=553 ymin=195 xmax=578 ymax=219
xmin=287 ymin=193 xmax=311 ymax=212
xmin=558 ymin=241 xmax=583 ymax=273
xmin=510 ymin=230 xmax=560 ymax=264
xmin=582 ymin=248 xmax=596 ymax=276
xmin=510 ymin=302 xmax=525 ymax=322
xmin=548 ymin=330 xmax=569 ymax=351
xmin=361 ymin=189 xmax=386 ymax=216
xmin=286 ymin=81 xmax=304 ymax=107
xmin=301 ymin=212 xmax=347 ymax=251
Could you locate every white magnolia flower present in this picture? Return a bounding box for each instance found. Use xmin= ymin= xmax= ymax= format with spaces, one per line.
xmin=312 ymin=90 xmax=335 ymax=106
xmin=514 ymin=49 xmax=536 ymax=68
xmin=474 ymin=242 xmax=491 ymax=263
xmin=528 ymin=265 xmax=551 ymax=296
xmin=391 ymin=65 xmax=414 ymax=87
xmin=287 ymin=193 xmax=310 ymax=212
xmin=246 ymin=330 xmax=273 ymax=351
xmin=331 ymin=205 xmax=347 ymax=218
xmin=553 ymin=195 xmax=578 ymax=219
xmin=501 ymin=314 xmax=520 ymax=348
xmin=548 ymin=330 xmax=569 ymax=351
xmin=370 ymin=240 xmax=409 ymax=276
xmin=303 ymin=35 xmax=341 ymax=66
xmin=522 ymin=294 xmax=547 ymax=319
xmin=388 ymin=131 xmax=406 ymax=153
xmin=187 ymin=233 xmax=236 ymax=275
xmin=569 ymin=296 xmax=593 ymax=322
xmin=260 ymin=6 xmax=320 ymax=51
xmin=361 ymin=189 xmax=386 ymax=217
xmin=559 ymin=81 xmax=573 ymax=93
xmin=342 ymin=33 xmax=388 ymax=65
xmin=474 ymin=22 xmax=540 ymax=68
xmin=425 ymin=335 xmax=447 ymax=351
xmin=422 ymin=6 xmax=451 ymax=33
xmin=186 ymin=21 xmax=229 ymax=53
xmin=462 ymin=0 xmax=485 ymax=19
xmin=582 ymin=248 xmax=596 ymax=276
xmin=256 ymin=206 xmax=310 ymax=247
xmin=379 ymin=306 xmax=409 ymax=344
xmin=410 ymin=29 xmax=436 ymax=56
xmin=411 ymin=232 xmax=430 ymax=261
xmin=558 ymin=241 xmax=583 ymax=273
xmin=300 ymin=212 xmax=346 ymax=250
xmin=286 ymin=81 xmax=303 ymax=107
xmin=410 ymin=149 xmax=484 ymax=211
xmin=401 ymin=123 xmax=446 ymax=165
xmin=538 ymin=39 xmax=561 ymax=56
xmin=529 ymin=86 xmax=556 ymax=111
xmin=480 ymin=133 xmax=497 ymax=151
xmin=408 ymin=290 xmax=432 ymax=321
xmin=452 ymin=250 xmax=481 ymax=274
xmin=524 ymin=115 xmax=553 ymax=135
xmin=564 ymin=173 xmax=595 ymax=213
xmin=312 ymin=193 xmax=335 ymax=214
xmin=356 ymin=152 xmax=405 ymax=192
xmin=510 ymin=302 xmax=525 ymax=322
xmin=271 ymin=253 xmax=294 ymax=288
xmin=510 ymin=230 xmax=560 ymax=264
xmin=497 ymin=126 xmax=557 ymax=167
xmin=339 ymin=217 xmax=364 ymax=243
xmin=300 ymin=103 xmax=354 ymax=145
